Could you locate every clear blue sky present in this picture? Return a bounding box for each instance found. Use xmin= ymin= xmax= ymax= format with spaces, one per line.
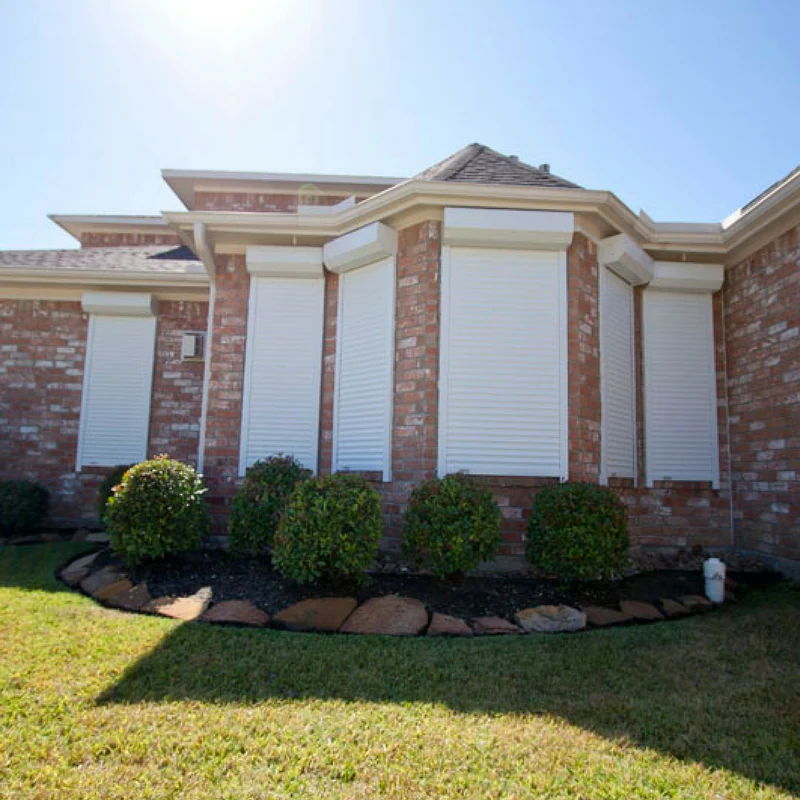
xmin=1 ymin=0 xmax=798 ymax=249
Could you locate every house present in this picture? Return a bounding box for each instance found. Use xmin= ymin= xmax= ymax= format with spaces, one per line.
xmin=1 ymin=144 xmax=798 ymax=573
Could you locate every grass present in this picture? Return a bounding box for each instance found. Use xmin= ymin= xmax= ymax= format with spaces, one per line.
xmin=0 ymin=544 xmax=798 ymax=799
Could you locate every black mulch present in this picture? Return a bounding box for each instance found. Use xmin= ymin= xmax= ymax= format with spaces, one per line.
xmin=91 ymin=549 xmax=785 ymax=620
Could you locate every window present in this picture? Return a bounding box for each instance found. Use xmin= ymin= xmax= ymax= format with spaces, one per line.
xmin=332 ymin=256 xmax=394 ymax=478
xmin=643 ymin=289 xmax=719 ymax=486
xmin=239 ymin=276 xmax=324 ymax=473
xmin=438 ymin=245 xmax=567 ymax=478
xmin=600 ymin=266 xmax=636 ymax=480
xmin=77 ymin=296 xmax=157 ymax=469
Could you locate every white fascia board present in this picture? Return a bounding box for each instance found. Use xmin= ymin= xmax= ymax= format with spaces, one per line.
xmin=298 ymin=196 xmax=357 ymax=216
xmin=323 ymin=222 xmax=398 ymax=274
xmin=49 ymin=214 xmax=171 ymax=242
xmin=649 ymin=262 xmax=725 ymax=293
xmin=81 ymin=291 xmax=157 ymax=317
xmin=162 ymin=168 xmax=404 ymax=186
xmin=245 ymin=245 xmax=324 ymax=278
xmin=598 ymin=233 xmax=654 ymax=286
xmin=442 ymin=207 xmax=575 ymax=250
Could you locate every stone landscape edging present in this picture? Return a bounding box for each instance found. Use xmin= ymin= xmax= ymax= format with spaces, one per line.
xmin=57 ymin=549 xmax=718 ymax=637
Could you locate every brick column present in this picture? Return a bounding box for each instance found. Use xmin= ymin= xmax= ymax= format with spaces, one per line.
xmin=379 ymin=220 xmax=442 ymax=544
xmin=318 ymin=270 xmax=339 ymax=474
xmin=567 ymin=233 xmax=601 ymax=482
xmin=202 ymin=254 xmax=250 ymax=528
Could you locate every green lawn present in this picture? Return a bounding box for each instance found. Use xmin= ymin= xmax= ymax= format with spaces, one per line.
xmin=1 ymin=544 xmax=798 ymax=799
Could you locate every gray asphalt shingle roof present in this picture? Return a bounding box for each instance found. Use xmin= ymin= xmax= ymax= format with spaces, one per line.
xmin=0 ymin=245 xmax=204 ymax=275
xmin=415 ymin=143 xmax=580 ymax=189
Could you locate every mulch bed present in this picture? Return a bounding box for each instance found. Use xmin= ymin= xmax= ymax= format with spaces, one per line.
xmin=102 ymin=549 xmax=782 ymax=621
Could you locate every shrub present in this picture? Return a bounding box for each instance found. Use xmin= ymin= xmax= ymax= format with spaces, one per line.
xmin=97 ymin=464 xmax=134 ymax=523
xmin=272 ymin=473 xmax=383 ymax=585
xmin=402 ymin=473 xmax=502 ymax=578
xmin=105 ymin=455 xmax=209 ymax=566
xmin=229 ymin=455 xmax=311 ymax=556
xmin=526 ymin=482 xmax=629 ymax=582
xmin=0 ymin=480 xmax=50 ymax=538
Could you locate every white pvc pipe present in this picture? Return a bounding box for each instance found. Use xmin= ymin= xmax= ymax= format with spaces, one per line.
xmin=704 ymin=557 xmax=727 ymax=603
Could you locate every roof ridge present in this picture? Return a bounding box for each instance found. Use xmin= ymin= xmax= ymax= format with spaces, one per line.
xmin=443 ymin=143 xmax=490 ymax=181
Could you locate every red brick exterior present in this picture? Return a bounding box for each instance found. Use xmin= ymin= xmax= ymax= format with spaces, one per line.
xmin=567 ymin=234 xmax=601 ymax=482
xmin=201 ymin=255 xmax=250 ymax=526
xmin=148 ymin=301 xmax=208 ymax=466
xmin=0 ymin=298 xmax=206 ymax=523
xmin=0 ymin=300 xmax=94 ymax=519
xmin=318 ymin=271 xmax=339 ymax=475
xmin=80 ymin=232 xmax=181 ymax=248
xmin=381 ymin=221 xmax=442 ymax=547
xmin=195 ymin=192 xmax=350 ymax=213
xmin=612 ymin=288 xmax=733 ymax=552
xmin=725 ymin=224 xmax=800 ymax=562
xmin=3 ymin=211 xmax=797 ymax=570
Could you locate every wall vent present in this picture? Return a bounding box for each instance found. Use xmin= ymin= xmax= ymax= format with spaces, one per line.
xmin=181 ymin=332 xmax=204 ymax=361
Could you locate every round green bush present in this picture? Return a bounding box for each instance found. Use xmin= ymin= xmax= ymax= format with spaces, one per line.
xmin=526 ymin=482 xmax=629 ymax=582
xmin=402 ymin=473 xmax=502 ymax=578
xmin=97 ymin=464 xmax=134 ymax=523
xmin=105 ymin=456 xmax=209 ymax=566
xmin=272 ymin=473 xmax=383 ymax=585
xmin=0 ymin=480 xmax=50 ymax=537
xmin=229 ymin=455 xmax=311 ymax=556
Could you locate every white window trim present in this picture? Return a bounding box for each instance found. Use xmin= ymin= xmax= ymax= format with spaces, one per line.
xmin=75 ymin=314 xmax=157 ymax=471
xmin=437 ymin=245 xmax=569 ymax=480
xmin=642 ymin=289 xmax=720 ymax=489
xmin=598 ymin=265 xmax=637 ymax=485
xmin=238 ymin=276 xmax=324 ymax=477
xmin=331 ymin=256 xmax=396 ymax=481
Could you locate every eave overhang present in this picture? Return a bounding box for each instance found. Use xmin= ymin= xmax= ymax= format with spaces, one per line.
xmin=162 ymin=168 xmax=404 ymax=210
xmin=164 ymin=178 xmax=771 ymax=266
xmin=49 ymin=214 xmax=174 ymax=243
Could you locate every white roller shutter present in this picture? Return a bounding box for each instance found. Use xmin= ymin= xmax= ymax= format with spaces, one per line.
xmin=240 ymin=276 xmax=324 ymax=473
xmin=643 ymin=290 xmax=719 ymax=486
xmin=333 ymin=256 xmax=394 ymax=478
xmin=600 ymin=267 xmax=636 ymax=480
xmin=439 ymin=246 xmax=567 ymax=478
xmin=77 ymin=315 xmax=156 ymax=468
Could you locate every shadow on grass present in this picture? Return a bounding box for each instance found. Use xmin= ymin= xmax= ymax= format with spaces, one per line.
xmin=95 ymin=585 xmax=800 ymax=794
xmin=0 ymin=542 xmax=97 ymax=594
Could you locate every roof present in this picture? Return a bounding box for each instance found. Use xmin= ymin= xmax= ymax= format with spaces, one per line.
xmin=415 ymin=143 xmax=580 ymax=189
xmin=0 ymin=245 xmax=204 ymax=276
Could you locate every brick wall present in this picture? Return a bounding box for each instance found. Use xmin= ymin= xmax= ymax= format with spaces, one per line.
xmin=0 ymin=298 xmax=207 ymax=524
xmin=201 ymin=255 xmax=250 ymax=527
xmin=725 ymin=224 xmax=800 ymax=562
xmin=381 ymin=221 xmax=442 ymax=547
xmin=613 ymin=288 xmax=732 ymax=552
xmin=80 ymin=232 xmax=181 ymax=248
xmin=567 ymin=233 xmax=601 ymax=481
xmin=148 ymin=301 xmax=208 ymax=466
xmin=0 ymin=299 xmax=95 ymax=519
xmin=318 ymin=271 xmax=339 ymax=475
xmin=195 ymin=192 xmax=350 ymax=213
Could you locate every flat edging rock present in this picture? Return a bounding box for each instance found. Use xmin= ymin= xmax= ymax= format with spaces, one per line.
xmin=57 ymin=551 xmax=725 ymax=638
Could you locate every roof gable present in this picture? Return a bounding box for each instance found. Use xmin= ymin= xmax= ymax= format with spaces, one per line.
xmin=415 ymin=143 xmax=580 ymax=189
